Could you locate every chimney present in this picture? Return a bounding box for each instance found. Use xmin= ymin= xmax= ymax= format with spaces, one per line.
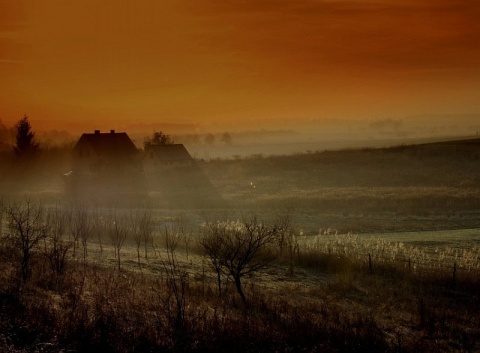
xmin=94 ymin=130 xmax=100 ymax=134
xmin=110 ymin=130 xmax=115 ymax=134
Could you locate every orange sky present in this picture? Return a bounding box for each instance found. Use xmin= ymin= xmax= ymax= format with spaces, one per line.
xmin=1 ymin=0 xmax=479 ymax=133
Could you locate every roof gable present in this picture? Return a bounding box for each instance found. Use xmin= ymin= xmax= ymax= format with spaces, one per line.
xmin=146 ymin=144 xmax=192 ymax=161
xmin=73 ymin=131 xmax=137 ymax=156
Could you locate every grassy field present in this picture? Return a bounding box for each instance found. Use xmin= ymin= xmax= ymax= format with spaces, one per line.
xmin=0 ymin=138 xmax=479 ymax=352
xmin=0 ymin=205 xmax=479 ymax=352
xmin=197 ymin=138 xmax=480 ymax=232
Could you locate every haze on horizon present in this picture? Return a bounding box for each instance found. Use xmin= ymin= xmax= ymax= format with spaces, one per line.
xmin=1 ymin=0 xmax=479 ymax=134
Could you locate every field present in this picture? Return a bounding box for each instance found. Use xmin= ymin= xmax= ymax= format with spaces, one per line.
xmin=201 ymin=138 xmax=480 ymax=232
xmin=0 ymin=138 xmax=479 ymax=352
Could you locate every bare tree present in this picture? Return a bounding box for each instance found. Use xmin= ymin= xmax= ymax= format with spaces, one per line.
xmin=200 ymin=224 xmax=225 ymax=296
xmin=67 ymin=207 xmax=79 ymax=257
xmin=80 ymin=208 xmax=94 ymax=264
xmin=155 ymin=227 xmax=189 ymax=349
xmin=108 ymin=210 xmax=127 ymax=271
xmin=71 ymin=205 xmax=93 ymax=265
xmin=92 ymin=208 xmax=106 ymax=254
xmin=172 ymin=214 xmax=191 ymax=260
xmin=44 ymin=206 xmax=72 ymax=275
xmin=201 ymin=217 xmax=278 ymax=305
xmin=275 ymin=207 xmax=299 ymax=274
xmin=139 ymin=207 xmax=154 ymax=260
xmin=163 ymin=223 xmax=179 ymax=254
xmin=4 ymin=199 xmax=48 ymax=281
xmin=130 ymin=210 xmax=142 ymax=265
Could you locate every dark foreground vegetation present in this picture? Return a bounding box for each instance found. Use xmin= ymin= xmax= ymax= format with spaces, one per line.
xmin=0 ymin=199 xmax=479 ymax=352
xmin=1 ymin=126 xmax=480 ymax=352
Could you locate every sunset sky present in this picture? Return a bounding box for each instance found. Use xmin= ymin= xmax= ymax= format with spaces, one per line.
xmin=1 ymin=0 xmax=479 ymax=133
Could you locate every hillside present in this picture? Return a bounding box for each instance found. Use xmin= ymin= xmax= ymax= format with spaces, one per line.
xmin=201 ymin=138 xmax=480 ymax=232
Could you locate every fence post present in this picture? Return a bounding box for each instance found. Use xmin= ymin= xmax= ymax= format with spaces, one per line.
xmin=452 ymin=262 xmax=456 ymax=287
xmin=368 ymin=253 xmax=373 ymax=274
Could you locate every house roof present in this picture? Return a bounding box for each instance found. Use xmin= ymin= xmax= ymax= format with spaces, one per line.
xmin=146 ymin=144 xmax=193 ymax=162
xmin=73 ymin=130 xmax=138 ymax=156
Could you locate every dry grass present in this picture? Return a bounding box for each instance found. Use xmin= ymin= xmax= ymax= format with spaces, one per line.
xmin=1 ymin=139 xmax=480 ymax=351
xmin=1 ymin=210 xmax=479 ymax=352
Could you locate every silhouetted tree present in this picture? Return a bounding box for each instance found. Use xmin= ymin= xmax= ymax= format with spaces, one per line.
xmin=139 ymin=207 xmax=154 ymax=260
xmin=4 ymin=200 xmax=48 ymax=281
xmin=275 ymin=207 xmax=299 ymax=274
xmin=108 ymin=210 xmax=127 ymax=271
xmin=14 ymin=115 xmax=39 ymax=158
xmin=129 ymin=208 xmax=155 ymax=265
xmin=220 ymin=132 xmax=232 ymax=145
xmin=201 ymin=217 xmax=278 ymax=305
xmin=44 ymin=205 xmax=72 ymax=276
xmin=204 ymin=133 xmax=215 ymax=146
xmin=143 ymin=131 xmax=174 ymax=149
xmin=200 ymin=225 xmax=224 ymax=296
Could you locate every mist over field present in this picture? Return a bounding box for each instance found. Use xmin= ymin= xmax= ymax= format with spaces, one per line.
xmin=1 ymin=114 xmax=480 ymax=232
xmin=2 ymin=0 xmax=480 ymax=350
xmin=1 ymin=116 xmax=480 ymax=352
xmin=4 ymin=113 xmax=478 ymax=160
xmin=178 ymin=114 xmax=480 ymax=159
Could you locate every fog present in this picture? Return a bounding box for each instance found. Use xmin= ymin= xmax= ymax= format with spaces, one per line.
xmin=170 ymin=114 xmax=480 ymax=160
xmin=1 ymin=116 xmax=480 ymax=352
xmin=1 ymin=115 xmax=479 ymax=234
xmin=2 ymin=0 xmax=480 ymax=348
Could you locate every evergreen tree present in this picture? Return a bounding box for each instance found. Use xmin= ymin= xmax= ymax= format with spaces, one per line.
xmin=14 ymin=115 xmax=39 ymax=158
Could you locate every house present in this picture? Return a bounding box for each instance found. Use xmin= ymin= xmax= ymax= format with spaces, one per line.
xmin=143 ymin=144 xmax=193 ymax=170
xmin=72 ymin=130 xmax=140 ymax=176
xmin=142 ymin=143 xmax=224 ymax=207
